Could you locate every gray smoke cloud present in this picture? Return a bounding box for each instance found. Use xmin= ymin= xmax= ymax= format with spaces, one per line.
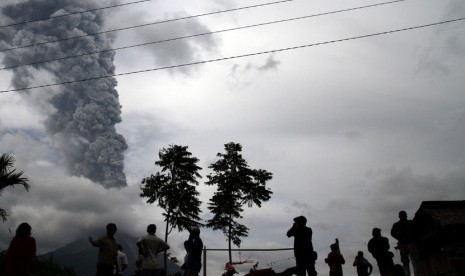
xmin=0 ymin=0 xmax=128 ymax=188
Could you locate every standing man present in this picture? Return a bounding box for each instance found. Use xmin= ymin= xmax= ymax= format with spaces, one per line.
xmin=136 ymin=224 xmax=170 ymax=276
xmin=390 ymin=211 xmax=417 ymax=276
xmin=353 ymin=251 xmax=372 ymax=276
xmin=367 ymin=228 xmax=394 ymax=276
xmin=183 ymin=227 xmax=203 ymax=276
xmin=287 ymin=216 xmax=317 ymax=276
xmin=89 ymin=223 xmax=119 ymax=276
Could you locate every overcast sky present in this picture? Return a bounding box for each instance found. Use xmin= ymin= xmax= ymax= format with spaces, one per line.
xmin=1 ymin=0 xmax=465 ymax=275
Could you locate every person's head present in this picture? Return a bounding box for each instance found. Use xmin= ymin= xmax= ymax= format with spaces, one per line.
xmin=106 ymin=223 xmax=117 ymax=237
xmin=399 ymin=211 xmax=407 ymax=221
xmin=189 ymin=227 xmax=200 ymax=238
xmin=372 ymin=227 xmax=381 ymax=237
xmin=147 ymin=224 xmax=156 ymax=234
xmin=16 ymin=222 xmax=32 ymax=237
xmin=117 ymin=244 xmax=123 ymax=251
xmin=293 ymin=216 xmax=307 ymax=226
xmin=330 ymin=244 xmax=338 ymax=252
xmin=357 ymin=251 xmax=364 ymax=257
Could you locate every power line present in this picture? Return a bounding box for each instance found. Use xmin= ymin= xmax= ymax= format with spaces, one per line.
xmin=0 ymin=0 xmax=293 ymax=53
xmin=0 ymin=0 xmax=152 ymax=29
xmin=1 ymin=17 xmax=463 ymax=94
xmin=0 ymin=0 xmax=408 ymax=71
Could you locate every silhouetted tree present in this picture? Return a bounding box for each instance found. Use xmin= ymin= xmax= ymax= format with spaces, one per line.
xmin=206 ymin=142 xmax=273 ymax=263
xmin=0 ymin=153 xmax=29 ymax=222
xmin=140 ymin=145 xmax=203 ymax=268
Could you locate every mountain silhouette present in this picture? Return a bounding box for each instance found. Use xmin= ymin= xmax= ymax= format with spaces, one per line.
xmin=39 ymin=232 xmax=181 ymax=276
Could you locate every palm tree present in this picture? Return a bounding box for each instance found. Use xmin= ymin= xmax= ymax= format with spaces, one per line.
xmin=0 ymin=153 xmax=29 ymax=222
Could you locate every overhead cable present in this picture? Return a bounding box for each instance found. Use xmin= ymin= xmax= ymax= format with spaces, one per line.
xmin=0 ymin=0 xmax=152 ymax=29
xmin=0 ymin=0 xmax=293 ymax=52
xmin=1 ymin=17 xmax=464 ymax=94
xmin=0 ymin=0 xmax=407 ymax=71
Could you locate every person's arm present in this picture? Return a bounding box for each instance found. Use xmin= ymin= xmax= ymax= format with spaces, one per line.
xmin=340 ymin=253 xmax=345 ymax=264
xmin=159 ymin=241 xmax=170 ymax=253
xmin=390 ymin=223 xmax=399 ymax=240
xmin=286 ymin=223 xmax=296 ymax=237
xmin=368 ymin=263 xmax=373 ymax=275
xmin=89 ymin=236 xmax=100 ymax=247
xmin=353 ymin=256 xmax=360 ymax=266
xmin=383 ymin=238 xmax=390 ymax=251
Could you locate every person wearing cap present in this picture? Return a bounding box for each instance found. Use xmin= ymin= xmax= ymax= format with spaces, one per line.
xmin=183 ymin=227 xmax=203 ymax=276
xmin=287 ymin=216 xmax=316 ymax=276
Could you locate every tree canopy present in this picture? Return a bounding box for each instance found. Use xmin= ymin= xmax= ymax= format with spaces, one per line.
xmin=0 ymin=153 xmax=29 ymax=222
xmin=205 ymin=142 xmax=273 ymax=262
xmin=140 ymin=144 xmax=203 ymax=269
xmin=140 ymin=145 xmax=203 ymax=234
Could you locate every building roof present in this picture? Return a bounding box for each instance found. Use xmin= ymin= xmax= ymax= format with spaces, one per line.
xmin=415 ymin=201 xmax=465 ymax=226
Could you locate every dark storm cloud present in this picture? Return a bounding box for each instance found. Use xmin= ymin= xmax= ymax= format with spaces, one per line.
xmin=113 ymin=8 xmax=219 ymax=75
xmin=364 ymin=166 xmax=465 ymax=228
xmin=0 ymin=0 xmax=128 ymax=188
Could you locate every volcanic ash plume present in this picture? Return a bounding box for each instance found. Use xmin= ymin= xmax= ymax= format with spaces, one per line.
xmin=0 ymin=0 xmax=128 ymax=188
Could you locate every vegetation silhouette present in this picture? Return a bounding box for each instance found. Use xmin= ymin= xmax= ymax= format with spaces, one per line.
xmin=206 ymin=142 xmax=273 ymax=263
xmin=0 ymin=153 xmax=29 ymax=222
xmin=140 ymin=144 xmax=203 ymax=270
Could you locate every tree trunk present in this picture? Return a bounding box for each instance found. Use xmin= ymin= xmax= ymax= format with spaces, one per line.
xmin=228 ymin=214 xmax=232 ymax=263
xmin=164 ymin=212 xmax=170 ymax=273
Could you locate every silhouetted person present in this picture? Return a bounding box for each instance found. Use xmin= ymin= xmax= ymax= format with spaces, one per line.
xmin=115 ymin=244 xmax=128 ymax=276
xmin=136 ymin=224 xmax=170 ymax=276
xmin=286 ymin=216 xmax=317 ymax=276
xmin=182 ymin=227 xmax=203 ymax=276
xmin=89 ymin=223 xmax=119 ymax=276
xmin=367 ymin=228 xmax=394 ymax=276
xmin=353 ymin=251 xmax=372 ymax=276
xmin=4 ymin=222 xmax=36 ymax=276
xmin=390 ymin=211 xmax=417 ymax=276
xmin=325 ymin=243 xmax=345 ymax=276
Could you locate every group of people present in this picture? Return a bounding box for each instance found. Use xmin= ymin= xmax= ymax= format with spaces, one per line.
xmin=286 ymin=210 xmax=417 ymax=276
xmin=2 ymin=221 xmax=203 ymax=276
xmin=366 ymin=210 xmax=418 ymax=276
xmin=89 ymin=223 xmax=203 ymax=276
xmin=2 ymin=210 xmax=417 ymax=276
